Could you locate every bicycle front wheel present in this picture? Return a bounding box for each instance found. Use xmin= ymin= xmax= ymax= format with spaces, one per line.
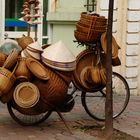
xmin=7 ymin=101 xmax=52 ymax=126
xmin=81 ymin=72 xmax=130 ymax=121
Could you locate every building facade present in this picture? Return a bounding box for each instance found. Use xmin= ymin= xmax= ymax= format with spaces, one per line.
xmin=0 ymin=0 xmax=140 ymax=95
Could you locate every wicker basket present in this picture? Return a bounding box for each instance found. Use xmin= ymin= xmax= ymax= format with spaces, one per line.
xmin=74 ymin=12 xmax=107 ymax=42
xmin=79 ymin=19 xmax=107 ymax=28
xmin=32 ymin=66 xmax=68 ymax=111
xmin=17 ymin=35 xmax=34 ymax=50
xmin=15 ymin=57 xmax=31 ymax=81
xmin=74 ymin=30 xmax=102 ymax=43
xmin=0 ymin=67 xmax=16 ymax=96
xmin=0 ymin=53 xmax=7 ymax=67
xmin=13 ymin=82 xmax=40 ymax=109
xmin=80 ymin=12 xmax=107 ymax=23
xmin=76 ymin=22 xmax=107 ymax=32
xmin=3 ymin=48 xmax=19 ymax=69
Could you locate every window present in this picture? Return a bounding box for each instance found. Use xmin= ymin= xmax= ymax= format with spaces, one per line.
xmin=85 ymin=0 xmax=97 ymax=12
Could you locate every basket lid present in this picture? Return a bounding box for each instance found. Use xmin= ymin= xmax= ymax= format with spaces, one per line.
xmin=26 ymin=58 xmax=50 ymax=80
xmin=41 ymin=40 xmax=76 ymax=63
xmin=13 ymin=82 xmax=40 ymax=108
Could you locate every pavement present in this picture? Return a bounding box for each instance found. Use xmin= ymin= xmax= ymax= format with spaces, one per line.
xmin=0 ymin=89 xmax=140 ymax=140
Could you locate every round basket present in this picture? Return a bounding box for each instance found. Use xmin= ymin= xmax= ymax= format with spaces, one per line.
xmin=74 ymin=30 xmax=102 ymax=43
xmin=0 ymin=67 xmax=16 ymax=96
xmin=76 ymin=22 xmax=106 ymax=33
xmin=80 ymin=12 xmax=107 ymax=23
xmin=17 ymin=35 xmax=34 ymax=49
xmin=79 ymin=18 xmax=107 ymax=27
xmin=13 ymin=82 xmax=40 ymax=109
xmin=72 ymin=49 xmax=104 ymax=92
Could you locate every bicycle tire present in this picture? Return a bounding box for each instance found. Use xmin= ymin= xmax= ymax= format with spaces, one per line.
xmin=7 ymin=101 xmax=52 ymax=126
xmin=81 ymin=72 xmax=130 ymax=121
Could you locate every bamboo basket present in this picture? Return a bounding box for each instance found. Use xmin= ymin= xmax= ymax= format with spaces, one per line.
xmin=15 ymin=57 xmax=31 ymax=82
xmin=0 ymin=52 xmax=7 ymax=67
xmin=17 ymin=35 xmax=34 ymax=50
xmin=3 ymin=48 xmax=19 ymax=69
xmin=0 ymin=64 xmax=17 ymax=96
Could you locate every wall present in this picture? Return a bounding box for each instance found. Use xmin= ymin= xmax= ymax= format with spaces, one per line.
xmin=47 ymin=0 xmax=87 ymax=56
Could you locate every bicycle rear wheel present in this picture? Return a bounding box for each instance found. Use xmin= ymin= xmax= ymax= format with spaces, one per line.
xmin=81 ymin=72 xmax=130 ymax=121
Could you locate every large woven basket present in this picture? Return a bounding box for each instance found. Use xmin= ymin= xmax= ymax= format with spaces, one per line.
xmin=72 ymin=49 xmax=104 ymax=92
xmin=74 ymin=12 xmax=107 ymax=43
xmin=33 ymin=66 xmax=68 ymax=111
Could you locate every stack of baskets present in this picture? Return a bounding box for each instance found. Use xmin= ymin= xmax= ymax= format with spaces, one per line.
xmin=74 ymin=12 xmax=107 ymax=43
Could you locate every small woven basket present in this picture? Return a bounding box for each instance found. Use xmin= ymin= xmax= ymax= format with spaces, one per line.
xmin=15 ymin=57 xmax=31 ymax=81
xmin=17 ymin=35 xmax=34 ymax=50
xmin=3 ymin=48 xmax=19 ymax=69
xmin=0 ymin=67 xmax=16 ymax=96
xmin=0 ymin=53 xmax=7 ymax=67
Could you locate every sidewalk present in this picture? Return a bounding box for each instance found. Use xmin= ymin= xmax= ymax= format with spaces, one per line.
xmin=0 ymin=94 xmax=140 ymax=140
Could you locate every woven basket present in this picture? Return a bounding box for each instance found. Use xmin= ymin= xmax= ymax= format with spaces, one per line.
xmin=80 ymin=12 xmax=107 ymax=23
xmin=76 ymin=22 xmax=107 ymax=32
xmin=72 ymin=49 xmax=104 ymax=92
xmin=26 ymin=58 xmax=49 ymax=80
xmin=13 ymin=82 xmax=40 ymax=109
xmin=15 ymin=57 xmax=31 ymax=81
xmin=0 ymin=67 xmax=16 ymax=96
xmin=17 ymin=35 xmax=34 ymax=49
xmin=3 ymin=48 xmax=19 ymax=69
xmin=74 ymin=30 xmax=102 ymax=43
xmin=0 ymin=53 xmax=7 ymax=67
xmin=74 ymin=12 xmax=107 ymax=43
xmin=33 ymin=66 xmax=68 ymax=111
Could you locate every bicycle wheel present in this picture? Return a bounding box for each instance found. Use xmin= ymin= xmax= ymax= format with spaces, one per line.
xmin=7 ymin=101 xmax=52 ymax=126
xmin=81 ymin=72 xmax=130 ymax=121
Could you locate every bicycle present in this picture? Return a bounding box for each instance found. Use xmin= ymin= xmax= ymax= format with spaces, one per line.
xmin=7 ymin=41 xmax=130 ymax=126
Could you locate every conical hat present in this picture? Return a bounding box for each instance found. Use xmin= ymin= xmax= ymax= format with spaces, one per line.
xmin=42 ymin=40 xmax=76 ymax=63
xmin=27 ymin=41 xmax=43 ymax=52
xmin=24 ymin=49 xmax=40 ymax=60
